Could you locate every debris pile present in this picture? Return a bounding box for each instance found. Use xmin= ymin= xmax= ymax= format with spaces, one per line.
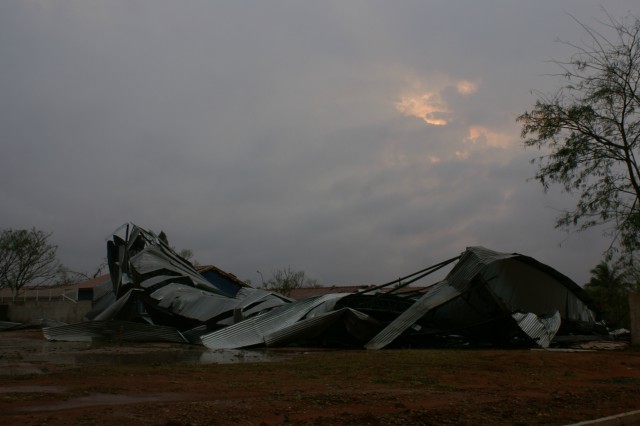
xmin=43 ymin=224 xmax=607 ymax=349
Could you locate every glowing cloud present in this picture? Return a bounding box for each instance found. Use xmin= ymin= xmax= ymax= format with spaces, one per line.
xmin=456 ymin=80 xmax=478 ymax=95
xmin=465 ymin=126 xmax=512 ymax=149
xmin=455 ymin=150 xmax=470 ymax=160
xmin=395 ymin=92 xmax=449 ymax=126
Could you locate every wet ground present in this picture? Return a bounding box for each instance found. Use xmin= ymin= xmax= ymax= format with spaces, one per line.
xmin=1 ymin=329 xmax=640 ymax=425
xmin=0 ymin=329 xmax=289 ymax=375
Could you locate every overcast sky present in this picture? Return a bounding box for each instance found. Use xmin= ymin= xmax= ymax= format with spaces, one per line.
xmin=1 ymin=1 xmax=638 ymax=286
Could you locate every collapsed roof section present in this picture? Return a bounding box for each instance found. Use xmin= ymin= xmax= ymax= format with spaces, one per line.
xmin=360 ymin=246 xmax=598 ymax=349
xmin=79 ymin=224 xmax=291 ymax=342
xmin=43 ymin=224 xmax=605 ymax=349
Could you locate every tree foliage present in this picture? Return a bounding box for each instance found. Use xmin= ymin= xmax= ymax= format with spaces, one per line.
xmin=261 ymin=266 xmax=320 ymax=297
xmin=583 ymin=259 xmax=638 ymax=329
xmin=0 ymin=228 xmax=61 ymax=298
xmin=518 ymin=11 xmax=640 ymax=253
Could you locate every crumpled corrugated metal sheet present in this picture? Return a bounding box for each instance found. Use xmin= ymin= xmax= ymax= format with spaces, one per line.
xmin=200 ymin=246 xmax=597 ymax=350
xmin=201 ymin=293 xmax=347 ymax=349
xmin=364 ymin=281 xmax=461 ymax=349
xmin=103 ymin=225 xmax=290 ymax=327
xmin=43 ymin=320 xmax=189 ymax=343
xmin=512 ymin=311 xmax=561 ymax=348
xmin=264 ymin=307 xmax=382 ymax=347
xmin=131 ymin=246 xmax=225 ymax=296
xmin=44 ymin=224 xmax=292 ymax=342
xmin=42 ymin=225 xmax=604 ymax=350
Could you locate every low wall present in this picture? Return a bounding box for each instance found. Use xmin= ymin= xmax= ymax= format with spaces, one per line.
xmin=631 ymin=292 xmax=640 ymax=347
xmin=2 ymin=300 xmax=92 ymax=324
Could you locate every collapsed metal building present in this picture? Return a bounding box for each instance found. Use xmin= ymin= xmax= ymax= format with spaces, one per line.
xmin=43 ymin=224 xmax=606 ymax=349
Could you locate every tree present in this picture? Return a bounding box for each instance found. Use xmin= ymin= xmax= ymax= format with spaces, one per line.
xmin=0 ymin=228 xmax=61 ymax=299
xmin=261 ymin=266 xmax=320 ymax=297
xmin=55 ymin=262 xmax=107 ymax=286
xmin=158 ymin=230 xmax=199 ymax=266
xmin=583 ymin=259 xmax=637 ymax=329
xmin=177 ymin=248 xmax=199 ymax=266
xmin=518 ymin=11 xmax=640 ymax=253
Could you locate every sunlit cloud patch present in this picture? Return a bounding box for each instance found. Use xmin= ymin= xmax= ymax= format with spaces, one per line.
xmin=455 ymin=150 xmax=470 ymax=160
xmin=395 ymin=92 xmax=450 ymax=125
xmin=465 ymin=126 xmax=512 ymax=149
xmin=456 ymin=80 xmax=478 ymax=95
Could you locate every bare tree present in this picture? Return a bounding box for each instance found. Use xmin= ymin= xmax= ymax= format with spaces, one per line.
xmin=55 ymin=262 xmax=107 ymax=285
xmin=518 ymin=11 xmax=640 ymax=254
xmin=261 ymin=266 xmax=320 ymax=297
xmin=0 ymin=228 xmax=61 ymax=299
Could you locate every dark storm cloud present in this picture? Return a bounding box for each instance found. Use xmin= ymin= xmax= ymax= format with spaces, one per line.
xmin=1 ymin=1 xmax=637 ymax=286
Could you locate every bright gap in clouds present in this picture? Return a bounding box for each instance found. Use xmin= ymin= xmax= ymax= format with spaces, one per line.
xmin=456 ymin=80 xmax=478 ymax=95
xmin=394 ymin=79 xmax=478 ymax=126
xmin=395 ymin=92 xmax=449 ymax=126
xmin=465 ymin=126 xmax=512 ymax=149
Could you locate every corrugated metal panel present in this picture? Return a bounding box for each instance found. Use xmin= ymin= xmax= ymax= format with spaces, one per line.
xmin=0 ymin=321 xmax=23 ymax=331
xmin=200 ymin=294 xmax=346 ymax=349
xmin=84 ymin=291 xmax=117 ymax=320
xmin=240 ymin=297 xmax=289 ymax=319
xmin=140 ymin=274 xmax=195 ymax=290
xmin=512 ymin=310 xmax=561 ymax=348
xmin=180 ymin=325 xmax=209 ymax=344
xmin=1 ymin=319 xmax=67 ymax=331
xmin=234 ymin=287 xmax=290 ymax=312
xmin=263 ymin=308 xmax=351 ymax=347
xmin=365 ymin=281 xmax=461 ymax=350
xmin=264 ymin=307 xmax=380 ymax=347
xmin=93 ymin=225 xmax=294 ymax=330
xmin=130 ymin=246 xmax=225 ymax=296
xmin=445 ymin=246 xmax=516 ymax=293
xmin=151 ymin=283 xmax=241 ymax=321
xmin=43 ymin=320 xmax=188 ymax=343
xmin=93 ymin=289 xmax=138 ymax=321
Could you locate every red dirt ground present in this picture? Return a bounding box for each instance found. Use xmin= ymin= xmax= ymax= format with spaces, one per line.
xmin=1 ymin=329 xmax=640 ymax=425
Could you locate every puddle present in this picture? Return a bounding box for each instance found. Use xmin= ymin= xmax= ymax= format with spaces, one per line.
xmin=67 ymin=347 xmax=286 ymax=365
xmin=200 ymin=348 xmax=285 ymax=364
xmin=0 ymin=338 xmax=289 ymax=374
xmin=15 ymin=392 xmax=188 ymax=413
xmin=0 ymin=332 xmax=300 ymax=377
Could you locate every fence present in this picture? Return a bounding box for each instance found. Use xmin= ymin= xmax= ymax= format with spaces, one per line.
xmin=0 ymin=287 xmax=94 ymax=323
xmin=0 ymin=287 xmax=81 ymax=304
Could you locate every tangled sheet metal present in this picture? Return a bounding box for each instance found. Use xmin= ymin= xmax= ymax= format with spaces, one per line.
xmin=44 ymin=224 xmax=606 ymax=349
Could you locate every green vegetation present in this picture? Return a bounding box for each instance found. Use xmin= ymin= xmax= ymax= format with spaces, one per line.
xmin=584 ymin=260 xmax=639 ymax=328
xmin=518 ymin=11 xmax=640 ymax=255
